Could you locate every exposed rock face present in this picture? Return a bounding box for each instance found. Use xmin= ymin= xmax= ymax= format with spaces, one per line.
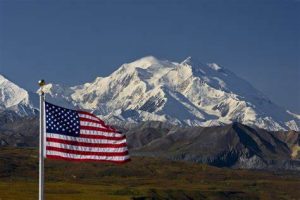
xmin=0 ymin=114 xmax=38 ymax=147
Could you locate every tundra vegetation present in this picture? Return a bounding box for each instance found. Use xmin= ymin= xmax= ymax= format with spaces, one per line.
xmin=0 ymin=148 xmax=299 ymax=200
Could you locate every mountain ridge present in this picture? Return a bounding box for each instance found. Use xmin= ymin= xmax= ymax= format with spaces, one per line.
xmin=1 ymin=116 xmax=299 ymax=170
xmin=38 ymin=56 xmax=300 ymax=131
xmin=0 ymin=56 xmax=299 ymax=131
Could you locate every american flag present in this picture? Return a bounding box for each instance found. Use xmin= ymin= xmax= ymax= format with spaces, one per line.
xmin=45 ymin=101 xmax=130 ymax=163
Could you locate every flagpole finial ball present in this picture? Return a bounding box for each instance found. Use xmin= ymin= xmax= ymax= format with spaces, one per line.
xmin=38 ymin=80 xmax=46 ymax=87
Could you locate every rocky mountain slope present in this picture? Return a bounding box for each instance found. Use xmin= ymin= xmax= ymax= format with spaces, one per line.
xmin=0 ymin=115 xmax=38 ymax=147
xmin=127 ymin=122 xmax=300 ymax=170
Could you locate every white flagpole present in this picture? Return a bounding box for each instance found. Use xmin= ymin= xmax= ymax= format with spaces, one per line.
xmin=39 ymin=80 xmax=46 ymax=200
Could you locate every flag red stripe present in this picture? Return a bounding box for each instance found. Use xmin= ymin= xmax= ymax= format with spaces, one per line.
xmin=79 ymin=116 xmax=116 ymax=131
xmin=46 ymin=137 xmax=127 ymax=148
xmin=46 ymin=141 xmax=128 ymax=152
xmin=78 ymin=110 xmax=102 ymax=118
xmin=46 ymin=133 xmax=126 ymax=144
xmin=78 ymin=111 xmax=116 ymax=131
xmin=46 ymin=146 xmax=128 ymax=156
xmin=79 ymin=117 xmax=105 ymax=125
xmin=80 ymin=125 xmax=121 ymax=133
xmin=79 ymin=118 xmax=116 ymax=131
xmin=78 ymin=111 xmax=105 ymax=123
xmin=79 ymin=118 xmax=110 ymax=129
xmin=47 ymin=150 xmax=130 ymax=160
xmin=46 ymin=155 xmax=130 ymax=163
xmin=80 ymin=134 xmax=126 ymax=140
xmin=80 ymin=130 xmax=124 ymax=137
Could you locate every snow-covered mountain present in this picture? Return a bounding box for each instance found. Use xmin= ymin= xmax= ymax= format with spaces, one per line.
xmin=0 ymin=75 xmax=36 ymax=116
xmin=39 ymin=56 xmax=299 ymax=131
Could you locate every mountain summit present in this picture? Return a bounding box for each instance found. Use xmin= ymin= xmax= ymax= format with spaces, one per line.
xmin=0 ymin=75 xmax=36 ymax=116
xmin=38 ymin=56 xmax=299 ymax=131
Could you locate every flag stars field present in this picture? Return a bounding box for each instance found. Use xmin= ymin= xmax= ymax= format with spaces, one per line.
xmin=46 ymin=103 xmax=81 ymax=135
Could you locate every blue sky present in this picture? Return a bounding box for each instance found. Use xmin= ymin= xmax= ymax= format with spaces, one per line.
xmin=0 ymin=0 xmax=299 ymax=113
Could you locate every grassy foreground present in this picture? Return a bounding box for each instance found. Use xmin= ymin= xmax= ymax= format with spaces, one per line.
xmin=0 ymin=148 xmax=299 ymax=200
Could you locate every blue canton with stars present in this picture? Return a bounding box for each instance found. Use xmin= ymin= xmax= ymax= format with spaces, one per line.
xmin=45 ymin=102 xmax=80 ymax=137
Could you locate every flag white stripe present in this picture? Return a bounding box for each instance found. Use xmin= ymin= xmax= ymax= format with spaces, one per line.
xmin=46 ymin=142 xmax=128 ymax=152
xmin=46 ymin=133 xmax=126 ymax=144
xmin=47 ymin=150 xmax=130 ymax=161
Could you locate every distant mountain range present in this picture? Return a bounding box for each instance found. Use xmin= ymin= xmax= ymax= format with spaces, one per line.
xmin=127 ymin=122 xmax=300 ymax=170
xmin=1 ymin=116 xmax=299 ymax=170
xmin=1 ymin=56 xmax=299 ymax=131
